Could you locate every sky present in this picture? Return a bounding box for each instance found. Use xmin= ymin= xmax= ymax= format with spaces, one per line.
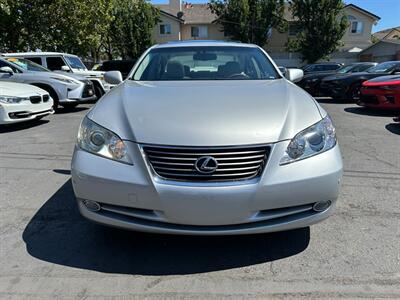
xmin=151 ymin=0 xmax=399 ymax=33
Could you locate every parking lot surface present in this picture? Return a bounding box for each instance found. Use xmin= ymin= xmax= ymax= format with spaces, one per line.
xmin=0 ymin=101 xmax=399 ymax=299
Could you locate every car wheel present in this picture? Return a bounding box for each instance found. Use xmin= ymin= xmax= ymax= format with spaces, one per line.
xmin=348 ymin=83 xmax=362 ymax=102
xmin=94 ymin=83 xmax=104 ymax=100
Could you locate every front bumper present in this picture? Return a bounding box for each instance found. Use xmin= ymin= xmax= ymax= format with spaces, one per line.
xmin=0 ymin=100 xmax=54 ymax=124
xmin=358 ymin=88 xmax=400 ymax=109
xmin=320 ymin=81 xmax=347 ymax=98
xmin=61 ymin=83 xmax=97 ymax=104
xmin=71 ymin=141 xmax=343 ymax=235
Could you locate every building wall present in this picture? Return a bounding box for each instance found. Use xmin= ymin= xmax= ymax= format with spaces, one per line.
xmin=265 ymin=6 xmax=376 ymax=54
xmin=360 ymin=42 xmax=400 ymax=62
xmin=180 ymin=24 xmax=225 ymax=40
xmin=153 ymin=15 xmax=181 ymax=44
xmin=341 ymin=6 xmax=375 ymax=51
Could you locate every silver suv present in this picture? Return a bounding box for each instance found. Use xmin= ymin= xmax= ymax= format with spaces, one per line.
xmin=4 ymin=52 xmax=111 ymax=99
xmin=0 ymin=57 xmax=96 ymax=109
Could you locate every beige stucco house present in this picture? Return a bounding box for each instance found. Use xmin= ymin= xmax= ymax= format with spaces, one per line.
xmin=373 ymin=26 xmax=400 ymax=41
xmin=152 ymin=1 xmax=379 ymax=65
xmin=153 ymin=0 xmax=224 ymax=43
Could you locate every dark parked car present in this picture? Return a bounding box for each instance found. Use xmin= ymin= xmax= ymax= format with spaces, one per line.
xmin=98 ymin=60 xmax=136 ymax=79
xmin=298 ymin=62 xmax=377 ymax=96
xmin=302 ymin=62 xmax=343 ymax=75
xmin=320 ymin=61 xmax=400 ymax=101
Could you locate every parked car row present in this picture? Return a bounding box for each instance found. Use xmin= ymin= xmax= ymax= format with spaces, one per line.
xmin=0 ymin=51 xmax=141 ymax=126
xmin=297 ymin=61 xmax=400 ymax=109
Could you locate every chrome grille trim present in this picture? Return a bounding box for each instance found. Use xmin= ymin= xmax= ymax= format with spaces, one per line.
xmin=142 ymin=144 xmax=270 ymax=182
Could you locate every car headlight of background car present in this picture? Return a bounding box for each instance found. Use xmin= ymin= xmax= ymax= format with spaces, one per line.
xmin=280 ymin=116 xmax=337 ymax=165
xmin=77 ymin=116 xmax=132 ymax=165
xmin=0 ymin=95 xmax=29 ymax=104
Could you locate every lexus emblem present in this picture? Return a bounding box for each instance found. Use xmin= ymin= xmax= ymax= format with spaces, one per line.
xmin=195 ymin=156 xmax=218 ymax=174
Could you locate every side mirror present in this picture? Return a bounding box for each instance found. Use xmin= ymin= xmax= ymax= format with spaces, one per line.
xmin=286 ymin=68 xmax=304 ymax=83
xmin=104 ymin=71 xmax=123 ymax=85
xmin=0 ymin=66 xmax=14 ymax=75
xmin=278 ymin=66 xmax=287 ymax=76
xmin=61 ymin=65 xmax=70 ymax=72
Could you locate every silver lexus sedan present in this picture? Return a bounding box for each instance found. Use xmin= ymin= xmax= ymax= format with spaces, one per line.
xmin=71 ymin=41 xmax=343 ymax=235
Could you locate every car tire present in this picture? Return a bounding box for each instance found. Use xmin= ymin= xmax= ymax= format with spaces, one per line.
xmin=348 ymin=83 xmax=362 ymax=102
xmin=93 ymin=83 xmax=104 ymax=101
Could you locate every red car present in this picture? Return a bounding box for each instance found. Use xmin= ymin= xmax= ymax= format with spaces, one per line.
xmin=358 ymin=75 xmax=400 ymax=109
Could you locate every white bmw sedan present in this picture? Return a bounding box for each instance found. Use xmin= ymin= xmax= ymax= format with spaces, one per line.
xmin=0 ymin=81 xmax=53 ymax=124
xmin=71 ymin=41 xmax=343 ymax=235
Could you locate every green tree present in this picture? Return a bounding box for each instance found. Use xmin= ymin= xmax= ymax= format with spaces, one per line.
xmin=106 ymin=0 xmax=160 ymax=59
xmin=287 ymin=0 xmax=348 ymax=63
xmin=209 ymin=0 xmax=286 ymax=46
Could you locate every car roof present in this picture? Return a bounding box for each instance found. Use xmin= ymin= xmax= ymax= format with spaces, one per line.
xmin=3 ymin=52 xmax=78 ymax=57
xmin=152 ymin=40 xmax=258 ymax=49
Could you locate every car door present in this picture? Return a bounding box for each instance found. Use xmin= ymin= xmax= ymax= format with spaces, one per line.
xmin=45 ymin=56 xmax=69 ymax=71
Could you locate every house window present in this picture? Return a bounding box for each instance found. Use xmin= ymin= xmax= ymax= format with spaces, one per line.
xmin=191 ymin=25 xmax=208 ymax=38
xmin=288 ymin=22 xmax=301 ymax=36
xmin=348 ymin=15 xmax=363 ymax=34
xmin=159 ymin=24 xmax=171 ymax=35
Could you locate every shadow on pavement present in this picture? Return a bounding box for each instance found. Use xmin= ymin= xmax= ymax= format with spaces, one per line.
xmin=385 ymin=123 xmax=400 ymax=135
xmin=344 ymin=107 xmax=400 ymax=117
xmin=23 ymin=180 xmax=310 ymax=275
xmin=0 ymin=119 xmax=49 ymax=133
xmin=53 ymin=169 xmax=71 ymax=175
xmin=55 ymin=106 xmax=89 ymax=115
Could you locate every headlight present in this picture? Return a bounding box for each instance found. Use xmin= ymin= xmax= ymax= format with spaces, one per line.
xmin=280 ymin=116 xmax=337 ymax=165
xmin=51 ymin=77 xmax=78 ymax=84
xmin=77 ymin=116 xmax=132 ymax=165
xmin=0 ymin=96 xmax=29 ymax=104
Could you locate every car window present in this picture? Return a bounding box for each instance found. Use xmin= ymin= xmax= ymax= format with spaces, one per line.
xmin=4 ymin=57 xmax=49 ymax=72
xmin=46 ymin=56 xmax=68 ymax=70
xmin=0 ymin=60 xmax=21 ymax=73
xmin=25 ymin=57 xmax=43 ymax=65
xmin=132 ymin=46 xmax=280 ymax=81
xmin=65 ymin=56 xmax=86 ymax=70
xmin=367 ymin=62 xmax=400 ymax=73
xmin=325 ymin=65 xmax=340 ymax=71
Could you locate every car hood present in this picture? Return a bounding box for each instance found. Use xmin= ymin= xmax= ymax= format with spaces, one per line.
xmin=88 ymin=79 xmax=324 ymax=146
xmin=0 ymin=81 xmax=47 ymax=97
xmin=71 ymin=69 xmax=105 ymax=78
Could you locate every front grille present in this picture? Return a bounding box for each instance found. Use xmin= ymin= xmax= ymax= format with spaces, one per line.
xmin=30 ymin=96 xmax=41 ymax=104
xmin=43 ymin=95 xmax=50 ymax=102
xmin=142 ymin=145 xmax=270 ymax=182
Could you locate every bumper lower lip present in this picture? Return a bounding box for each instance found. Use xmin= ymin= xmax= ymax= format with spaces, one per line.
xmin=71 ymin=141 xmax=343 ymax=235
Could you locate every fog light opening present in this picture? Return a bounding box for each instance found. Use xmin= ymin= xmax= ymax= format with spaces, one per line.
xmin=313 ymin=200 xmax=332 ymax=212
xmin=82 ymin=200 xmax=101 ymax=212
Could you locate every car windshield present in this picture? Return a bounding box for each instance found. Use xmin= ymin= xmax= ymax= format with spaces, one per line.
xmin=132 ymin=46 xmax=280 ymax=81
xmin=367 ymin=62 xmax=399 ymax=73
xmin=337 ymin=65 xmax=355 ymax=74
xmin=65 ymin=56 xmax=86 ymax=70
xmin=5 ymin=57 xmax=49 ymax=72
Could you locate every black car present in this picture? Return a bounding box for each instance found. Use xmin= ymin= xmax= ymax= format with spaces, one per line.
xmin=99 ymin=59 xmax=136 ymax=79
xmin=298 ymin=62 xmax=377 ymax=96
xmin=302 ymin=62 xmax=343 ymax=75
xmin=320 ymin=61 xmax=400 ymax=101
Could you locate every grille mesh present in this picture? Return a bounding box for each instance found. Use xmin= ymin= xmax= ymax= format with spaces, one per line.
xmin=143 ymin=145 xmax=270 ymax=182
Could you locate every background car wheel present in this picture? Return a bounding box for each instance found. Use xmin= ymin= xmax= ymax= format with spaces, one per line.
xmin=93 ymin=82 xmax=104 ymax=101
xmin=348 ymin=83 xmax=362 ymax=102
